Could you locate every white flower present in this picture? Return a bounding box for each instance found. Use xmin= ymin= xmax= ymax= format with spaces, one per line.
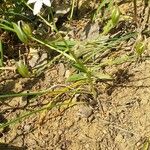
xmin=27 ymin=0 xmax=52 ymax=15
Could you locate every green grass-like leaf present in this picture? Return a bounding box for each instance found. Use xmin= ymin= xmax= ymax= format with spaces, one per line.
xmin=66 ymin=73 xmax=87 ymax=82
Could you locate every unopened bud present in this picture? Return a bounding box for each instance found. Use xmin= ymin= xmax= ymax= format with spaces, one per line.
xmin=111 ymin=6 xmax=120 ymax=25
xmin=21 ymin=22 xmax=32 ymax=37
xmin=135 ymin=41 xmax=146 ymax=56
xmin=16 ymin=60 xmax=30 ymax=77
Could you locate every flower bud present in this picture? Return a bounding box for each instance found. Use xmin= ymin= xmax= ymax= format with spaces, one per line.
xmin=135 ymin=41 xmax=146 ymax=56
xmin=111 ymin=6 xmax=120 ymax=26
xmin=134 ymin=34 xmax=147 ymax=56
xmin=21 ymin=21 xmax=32 ymax=37
xmin=16 ymin=60 xmax=30 ymax=77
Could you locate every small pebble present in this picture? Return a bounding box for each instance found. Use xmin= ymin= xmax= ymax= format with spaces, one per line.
xmin=24 ymin=124 xmax=31 ymax=132
xmin=77 ymin=105 xmax=93 ymax=118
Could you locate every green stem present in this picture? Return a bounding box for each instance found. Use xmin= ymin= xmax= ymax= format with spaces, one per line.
xmin=69 ymin=0 xmax=75 ymax=20
xmin=0 ymin=102 xmax=77 ymax=129
xmin=31 ymin=36 xmax=75 ymax=61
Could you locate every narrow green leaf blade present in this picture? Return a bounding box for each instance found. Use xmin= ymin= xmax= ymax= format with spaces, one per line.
xmin=66 ymin=73 xmax=87 ymax=82
xmin=92 ymin=72 xmax=113 ymax=80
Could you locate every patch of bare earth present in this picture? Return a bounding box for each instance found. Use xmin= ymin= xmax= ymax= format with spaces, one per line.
xmin=1 ymin=55 xmax=150 ymax=150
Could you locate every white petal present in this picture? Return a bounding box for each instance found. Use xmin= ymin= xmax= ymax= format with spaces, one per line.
xmin=27 ymin=0 xmax=37 ymax=4
xmin=33 ymin=0 xmax=43 ymax=15
xmin=43 ymin=0 xmax=51 ymax=7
